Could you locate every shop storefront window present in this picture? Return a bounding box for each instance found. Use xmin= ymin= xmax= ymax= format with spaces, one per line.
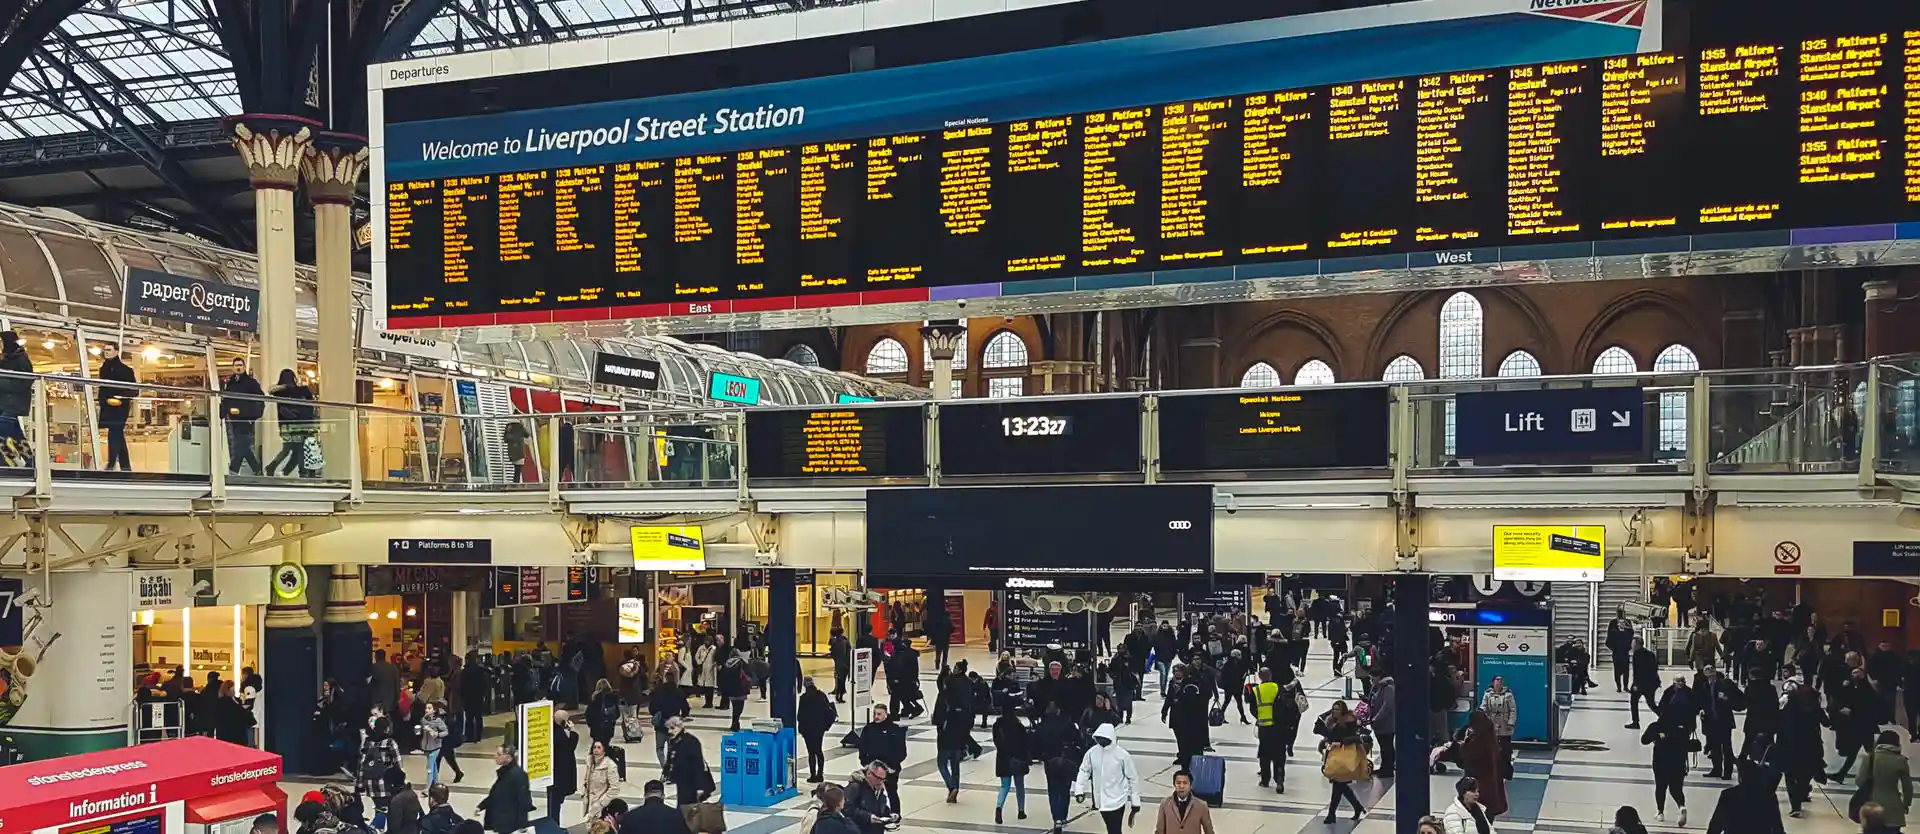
xmin=135 ymin=605 xmax=262 ymax=684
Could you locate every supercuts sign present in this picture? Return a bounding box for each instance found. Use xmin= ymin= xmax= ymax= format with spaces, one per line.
xmin=593 ymin=353 xmax=663 ymax=390
xmin=125 ymin=267 xmax=259 ymax=331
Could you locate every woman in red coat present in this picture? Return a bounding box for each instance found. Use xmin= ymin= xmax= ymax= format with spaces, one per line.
xmin=1459 ymin=709 xmax=1510 ymax=818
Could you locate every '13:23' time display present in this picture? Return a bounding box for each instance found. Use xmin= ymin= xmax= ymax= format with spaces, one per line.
xmin=1001 ymin=416 xmax=1072 ymax=437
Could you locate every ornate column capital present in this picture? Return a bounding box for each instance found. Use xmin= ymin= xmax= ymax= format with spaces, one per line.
xmin=920 ymin=319 xmax=967 ymax=361
xmin=303 ymin=131 xmax=371 ymax=206
xmin=225 ymin=114 xmax=322 ymax=190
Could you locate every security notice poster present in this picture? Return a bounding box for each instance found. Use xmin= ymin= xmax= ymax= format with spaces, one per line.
xmin=2 ymin=571 xmax=129 ymax=759
xmin=1492 ymin=525 xmax=1605 ymax=582
xmin=518 ymin=700 xmax=554 ymax=790
xmin=631 ymin=525 xmax=707 ymax=572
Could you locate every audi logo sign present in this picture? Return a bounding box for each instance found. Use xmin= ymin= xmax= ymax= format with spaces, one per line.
xmin=1168 ymin=520 xmax=1193 ymax=530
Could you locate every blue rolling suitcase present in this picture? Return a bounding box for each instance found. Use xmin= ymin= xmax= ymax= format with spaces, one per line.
xmin=1190 ymin=753 xmax=1226 ymax=808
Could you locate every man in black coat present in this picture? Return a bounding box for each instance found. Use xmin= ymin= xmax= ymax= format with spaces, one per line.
xmin=96 ymin=350 xmax=137 ymax=471
xmin=1628 ymin=637 xmax=1662 ymax=729
xmin=1606 ymin=608 xmax=1637 ymax=693
xmin=539 ymin=711 xmax=579 ymax=834
xmin=477 ymin=745 xmax=533 ymax=834
xmin=855 ymin=705 xmax=908 ymax=814
xmin=618 ymin=781 xmax=691 ymax=834
xmin=220 ymin=358 xmax=265 ymax=475
xmin=797 ymin=677 xmax=836 ymax=783
xmin=844 ymin=761 xmax=898 ymax=834
xmin=829 ymin=626 xmax=852 ymax=703
xmin=1742 ymin=673 xmax=1780 ymax=759
xmin=1697 ymin=666 xmax=1744 ymax=779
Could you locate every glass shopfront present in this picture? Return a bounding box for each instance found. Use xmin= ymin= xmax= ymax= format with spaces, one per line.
xmin=133 ymin=604 xmax=263 ymax=683
xmin=739 ymin=571 xmax=861 ymax=656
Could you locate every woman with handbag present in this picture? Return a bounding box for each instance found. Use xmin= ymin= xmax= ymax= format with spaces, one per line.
xmin=1855 ymin=729 xmax=1914 ymax=829
xmin=1313 ymin=700 xmax=1368 ymax=825
xmin=1641 ymin=714 xmax=1700 ymax=825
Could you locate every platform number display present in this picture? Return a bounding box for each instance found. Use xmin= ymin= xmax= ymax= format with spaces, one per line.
xmin=0 ymin=577 xmax=20 ymax=645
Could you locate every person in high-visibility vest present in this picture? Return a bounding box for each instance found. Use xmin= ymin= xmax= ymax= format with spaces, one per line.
xmin=1250 ymin=668 xmax=1287 ymax=793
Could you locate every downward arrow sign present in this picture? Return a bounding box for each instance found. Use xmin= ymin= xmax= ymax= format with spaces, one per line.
xmin=1611 ymin=410 xmax=1632 ymax=427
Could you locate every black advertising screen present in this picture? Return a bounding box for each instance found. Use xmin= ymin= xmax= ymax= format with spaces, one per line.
xmin=745 ymin=404 xmax=926 ymax=479
xmin=384 ymin=33 xmax=1920 ymax=319
xmin=1157 ymin=387 xmax=1392 ymax=471
xmin=864 ymin=484 xmax=1214 ymax=590
xmin=938 ymin=397 xmax=1141 ymax=476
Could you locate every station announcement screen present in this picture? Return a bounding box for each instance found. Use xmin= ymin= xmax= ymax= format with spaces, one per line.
xmin=1158 ymin=387 xmax=1391 ymax=471
xmin=745 ymin=404 xmax=926 ymax=479
xmin=384 ymin=28 xmax=1920 ymax=320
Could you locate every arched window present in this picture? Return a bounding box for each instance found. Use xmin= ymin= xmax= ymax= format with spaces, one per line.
xmin=1496 ymin=350 xmax=1542 ymax=377
xmin=1438 ymin=293 xmax=1484 ymax=379
xmin=864 ymin=337 xmax=908 ymax=375
xmin=784 ymin=344 xmax=820 ymax=368
xmin=982 ymin=331 xmax=1029 ymax=398
xmin=1438 ymin=293 xmax=1484 ymax=456
xmin=1295 ymin=360 xmax=1337 ymax=386
xmin=1592 ymin=346 xmax=1639 ymax=375
xmin=1382 ymin=355 xmax=1426 ymax=382
xmin=1239 ymin=362 xmax=1282 ymax=388
xmin=924 ymin=331 xmax=969 ymax=370
xmin=1653 ymin=344 xmax=1701 ymax=456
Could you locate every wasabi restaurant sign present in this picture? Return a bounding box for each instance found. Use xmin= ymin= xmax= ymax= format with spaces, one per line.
xmin=124 ymin=267 xmax=258 ymax=331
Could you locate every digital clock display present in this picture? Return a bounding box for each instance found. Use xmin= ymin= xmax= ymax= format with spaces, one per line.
xmin=940 ymin=398 xmax=1140 ymax=476
xmin=1001 ymin=416 xmax=1072 ymax=437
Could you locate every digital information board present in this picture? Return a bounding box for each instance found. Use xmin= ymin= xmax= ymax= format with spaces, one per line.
xmin=745 ymin=404 xmax=926 ymax=479
xmin=381 ymin=28 xmax=1920 ymax=327
xmin=1157 ymin=387 xmax=1391 ymax=471
xmin=937 ymin=397 xmax=1142 ymax=477
xmin=1492 ymin=524 xmax=1606 ymax=582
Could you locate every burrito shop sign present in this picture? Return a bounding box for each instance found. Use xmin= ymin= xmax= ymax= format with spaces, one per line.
xmin=0 ymin=737 xmax=283 ymax=833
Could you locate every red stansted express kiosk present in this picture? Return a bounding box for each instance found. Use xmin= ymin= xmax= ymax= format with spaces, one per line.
xmin=0 ymin=738 xmax=284 ymax=834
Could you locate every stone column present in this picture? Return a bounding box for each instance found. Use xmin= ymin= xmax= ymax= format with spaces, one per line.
xmin=303 ymin=133 xmax=369 ymax=480
xmin=263 ymin=557 xmax=320 ymax=771
xmin=921 ymin=320 xmax=967 ymax=400
xmin=302 ymin=132 xmax=369 ymax=407
xmin=322 ymin=566 xmax=374 ymax=717
xmin=226 ymin=116 xmax=318 ymax=385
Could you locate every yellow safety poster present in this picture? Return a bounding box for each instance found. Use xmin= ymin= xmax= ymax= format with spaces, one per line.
xmin=519 ymin=700 xmax=554 ymax=790
xmin=1492 ymin=525 xmax=1605 ymax=582
xmin=631 ymin=525 xmax=707 ymax=571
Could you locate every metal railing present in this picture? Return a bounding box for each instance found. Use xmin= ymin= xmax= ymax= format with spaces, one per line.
xmin=0 ymin=357 xmax=1904 ymax=499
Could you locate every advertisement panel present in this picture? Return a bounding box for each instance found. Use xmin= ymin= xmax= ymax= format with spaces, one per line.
xmin=618 ymin=598 xmax=647 ymax=644
xmin=1454 ymin=387 xmax=1647 ymax=462
xmin=865 ymin=485 xmax=1214 ymax=590
xmin=1474 ymin=627 xmax=1552 ymax=742
xmin=517 ymin=700 xmax=554 ymax=790
xmin=632 ymin=525 xmax=707 ymax=571
xmin=1492 ymin=525 xmax=1605 ymax=582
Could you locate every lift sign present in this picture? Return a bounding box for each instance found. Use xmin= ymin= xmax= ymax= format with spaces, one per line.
xmin=708 ymin=373 xmax=762 ymax=406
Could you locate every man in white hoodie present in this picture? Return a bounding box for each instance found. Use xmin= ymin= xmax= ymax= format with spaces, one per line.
xmin=1073 ymin=723 xmax=1142 ymax=834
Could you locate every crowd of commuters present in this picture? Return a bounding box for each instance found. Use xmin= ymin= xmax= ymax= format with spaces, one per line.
xmin=275 ymin=579 xmax=1920 ymax=834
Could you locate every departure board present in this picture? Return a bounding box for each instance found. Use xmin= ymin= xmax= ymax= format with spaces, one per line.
xmin=385 ymin=29 xmax=1920 ymax=321
xmin=1157 ymin=387 xmax=1391 ymax=472
xmin=745 ymin=404 xmax=927 ymax=480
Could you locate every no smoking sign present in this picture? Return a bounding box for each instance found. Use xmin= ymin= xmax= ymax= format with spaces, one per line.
xmin=1774 ymin=541 xmax=1802 ymax=575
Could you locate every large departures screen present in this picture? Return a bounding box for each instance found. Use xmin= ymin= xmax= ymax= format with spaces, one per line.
xmin=383 ymin=28 xmax=1920 ymax=321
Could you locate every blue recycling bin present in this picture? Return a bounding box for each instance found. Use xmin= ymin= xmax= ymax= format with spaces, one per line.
xmin=720 ymin=727 xmax=799 ymax=807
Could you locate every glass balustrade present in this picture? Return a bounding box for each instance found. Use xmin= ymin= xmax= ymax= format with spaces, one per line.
xmin=1706 ymin=364 xmax=1871 ymax=473
xmin=0 ymin=358 xmax=1905 ymax=494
